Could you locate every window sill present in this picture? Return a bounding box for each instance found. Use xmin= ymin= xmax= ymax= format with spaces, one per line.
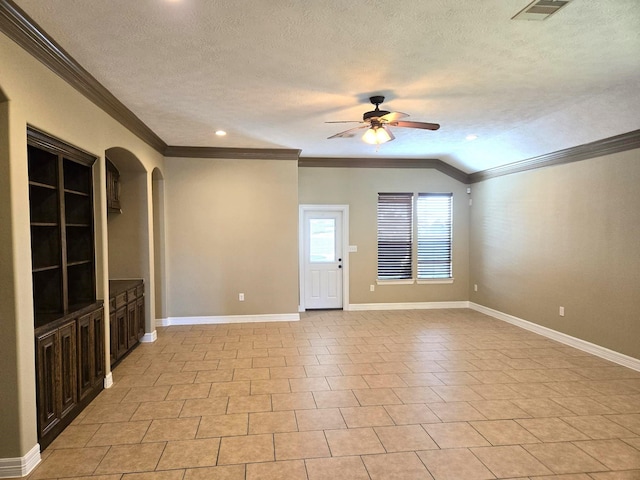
xmin=376 ymin=279 xmax=415 ymax=285
xmin=417 ymin=278 xmax=454 ymax=285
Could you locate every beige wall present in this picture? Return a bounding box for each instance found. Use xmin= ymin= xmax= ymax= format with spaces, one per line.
xmin=0 ymin=91 xmax=32 ymax=458
xmin=299 ymin=167 xmax=470 ymax=305
xmin=469 ymin=148 xmax=640 ymax=359
xmin=107 ymin=172 xmax=149 ymax=279
xmin=0 ymin=31 xmax=164 ymax=459
xmin=164 ymin=157 xmax=299 ymax=317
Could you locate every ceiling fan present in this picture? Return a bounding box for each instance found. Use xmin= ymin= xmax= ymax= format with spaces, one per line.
xmin=326 ymin=96 xmax=440 ymax=145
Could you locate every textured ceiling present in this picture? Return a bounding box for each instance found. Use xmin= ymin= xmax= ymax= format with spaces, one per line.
xmin=12 ymin=0 xmax=640 ymax=173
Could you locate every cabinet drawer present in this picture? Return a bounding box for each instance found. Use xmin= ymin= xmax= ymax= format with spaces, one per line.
xmin=127 ymin=288 xmax=137 ymax=301
xmin=135 ymin=285 xmax=144 ymax=297
xmin=115 ymin=292 xmax=127 ymax=308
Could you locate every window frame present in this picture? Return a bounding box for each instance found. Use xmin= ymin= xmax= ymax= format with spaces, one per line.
xmin=416 ymin=192 xmax=453 ymax=281
xmin=376 ymin=191 xmax=454 ymax=285
xmin=376 ymin=193 xmax=414 ymax=281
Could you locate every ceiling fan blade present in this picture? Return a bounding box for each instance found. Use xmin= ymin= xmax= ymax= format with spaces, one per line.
xmin=391 ymin=120 xmax=440 ymax=131
xmin=379 ymin=111 xmax=409 ymax=123
xmin=385 ymin=126 xmax=395 ymax=142
xmin=325 ymin=120 xmax=365 ymax=124
xmin=328 ymin=125 xmax=368 ymax=139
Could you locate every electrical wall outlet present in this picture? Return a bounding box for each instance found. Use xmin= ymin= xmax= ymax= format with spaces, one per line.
xmin=474 ymin=284 xmax=478 ymax=292
xmin=370 ymin=284 xmax=375 ymax=292
xmin=559 ymin=306 xmax=565 ymax=316
xmin=239 ymin=293 xmax=245 ymax=301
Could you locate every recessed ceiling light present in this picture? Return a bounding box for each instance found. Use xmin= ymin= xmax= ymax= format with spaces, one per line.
xmin=466 ymin=134 xmax=478 ymax=141
xmin=215 ymin=130 xmax=227 ymax=136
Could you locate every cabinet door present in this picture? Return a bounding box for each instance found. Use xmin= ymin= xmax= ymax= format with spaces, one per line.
xmin=116 ymin=306 xmax=128 ymax=360
xmin=77 ymin=312 xmax=94 ymax=401
xmin=106 ymin=159 xmax=121 ymax=212
xmin=109 ymin=310 xmax=117 ymax=366
xmin=93 ymin=307 xmax=105 ymax=386
xmin=136 ymin=296 xmax=145 ymax=340
xmin=58 ymin=321 xmax=77 ymax=420
xmin=127 ymin=301 xmax=138 ymax=348
xmin=36 ymin=329 xmax=60 ymax=436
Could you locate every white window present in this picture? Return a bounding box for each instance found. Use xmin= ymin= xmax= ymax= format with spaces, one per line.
xmin=377 ymin=193 xmax=413 ymax=280
xmin=417 ymin=193 xmax=453 ymax=279
xmin=309 ymin=218 xmax=336 ymax=262
xmin=377 ymin=192 xmax=453 ymax=282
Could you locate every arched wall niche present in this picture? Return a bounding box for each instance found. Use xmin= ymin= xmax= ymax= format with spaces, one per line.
xmin=104 ymin=146 xmax=151 ymax=325
xmin=106 ymin=146 xmax=147 ymax=173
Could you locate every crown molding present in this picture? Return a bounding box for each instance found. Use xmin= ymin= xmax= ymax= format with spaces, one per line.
xmin=165 ymin=146 xmax=301 ymax=161
xmin=27 ymin=125 xmax=97 ymax=165
xmin=469 ymin=129 xmax=640 ymax=183
xmin=0 ymin=0 xmax=167 ymax=153
xmin=298 ymin=157 xmax=471 ymax=184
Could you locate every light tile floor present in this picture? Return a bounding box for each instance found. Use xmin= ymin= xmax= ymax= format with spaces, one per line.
xmin=31 ymin=309 xmax=640 ymax=480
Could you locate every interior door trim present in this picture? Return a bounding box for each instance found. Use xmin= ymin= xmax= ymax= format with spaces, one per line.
xmin=299 ymin=205 xmax=349 ymax=312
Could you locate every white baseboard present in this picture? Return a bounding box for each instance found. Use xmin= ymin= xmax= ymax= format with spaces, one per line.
xmin=157 ymin=313 xmax=300 ymax=327
xmin=141 ymin=330 xmax=157 ymax=343
xmin=104 ymin=372 xmax=114 ymax=389
xmin=348 ymin=301 xmax=470 ymax=311
xmin=469 ymin=302 xmax=640 ymax=372
xmin=0 ymin=443 xmax=40 ymax=478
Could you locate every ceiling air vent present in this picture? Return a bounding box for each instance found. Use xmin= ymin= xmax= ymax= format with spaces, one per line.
xmin=512 ymin=0 xmax=572 ymax=21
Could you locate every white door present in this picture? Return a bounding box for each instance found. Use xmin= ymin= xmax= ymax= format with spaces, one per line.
xmin=303 ymin=210 xmax=343 ymax=309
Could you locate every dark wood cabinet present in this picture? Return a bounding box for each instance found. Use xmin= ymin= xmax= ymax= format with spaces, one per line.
xmin=136 ymin=295 xmax=145 ymax=339
xmin=109 ymin=279 xmax=144 ymax=367
xmin=28 ymin=128 xmax=103 ymax=449
xmin=77 ymin=307 xmax=104 ymax=402
xmin=116 ymin=305 xmax=128 ymax=359
xmin=109 ymin=302 xmax=117 ymax=365
xmin=58 ymin=321 xmax=78 ymax=419
xmin=106 ymin=157 xmax=121 ymax=213
xmin=127 ymin=300 xmax=138 ymax=348
xmin=92 ymin=309 xmax=105 ymax=385
xmin=34 ymin=303 xmax=103 ymax=449
xmin=35 ymin=328 xmax=62 ymax=438
xmin=28 ymin=127 xmax=97 ymax=326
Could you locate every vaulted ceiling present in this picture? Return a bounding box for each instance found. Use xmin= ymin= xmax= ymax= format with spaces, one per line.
xmin=9 ymin=0 xmax=640 ymax=173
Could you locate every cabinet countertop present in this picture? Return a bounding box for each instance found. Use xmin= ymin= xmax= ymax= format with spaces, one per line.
xmin=34 ymin=300 xmax=104 ymax=334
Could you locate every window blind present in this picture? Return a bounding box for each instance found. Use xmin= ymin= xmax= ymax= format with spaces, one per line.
xmin=377 ymin=193 xmax=413 ymax=279
xmin=417 ymin=193 xmax=453 ymax=279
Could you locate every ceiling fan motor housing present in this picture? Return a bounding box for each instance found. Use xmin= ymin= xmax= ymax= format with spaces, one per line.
xmin=363 ymin=109 xmax=390 ymax=121
xmin=363 ymin=95 xmax=389 ymax=121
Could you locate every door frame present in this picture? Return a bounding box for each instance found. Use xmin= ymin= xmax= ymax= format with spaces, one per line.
xmin=299 ymin=204 xmax=350 ymax=312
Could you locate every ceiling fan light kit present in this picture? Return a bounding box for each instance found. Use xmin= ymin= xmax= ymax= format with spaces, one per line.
xmin=327 ymin=96 xmax=440 ymax=145
xmin=363 ymin=125 xmax=393 ymax=145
